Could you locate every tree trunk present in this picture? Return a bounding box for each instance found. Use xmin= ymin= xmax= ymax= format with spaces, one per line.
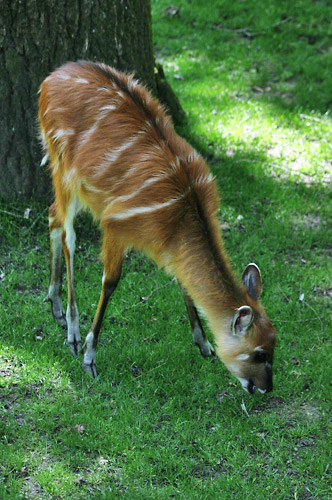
xmin=0 ymin=0 xmax=183 ymax=201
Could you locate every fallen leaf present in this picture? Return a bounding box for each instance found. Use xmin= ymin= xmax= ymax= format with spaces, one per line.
xmin=163 ymin=5 xmax=180 ymax=17
xmin=24 ymin=208 xmax=32 ymax=219
xmin=241 ymin=399 xmax=250 ymax=417
xmin=68 ymin=424 xmax=85 ymax=434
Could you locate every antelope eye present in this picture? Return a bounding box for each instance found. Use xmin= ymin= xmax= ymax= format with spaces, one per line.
xmin=253 ymin=351 xmax=267 ymax=363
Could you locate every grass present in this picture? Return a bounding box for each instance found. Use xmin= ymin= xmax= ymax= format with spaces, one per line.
xmin=1 ymin=0 xmax=332 ymax=498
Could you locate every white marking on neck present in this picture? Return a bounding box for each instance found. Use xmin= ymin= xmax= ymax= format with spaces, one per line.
xmin=254 ymin=346 xmax=263 ymax=352
xmin=229 ymin=363 xmax=241 ymax=377
xmin=196 ymin=306 xmax=208 ymax=320
xmin=126 ymin=78 xmax=139 ymax=94
xmin=187 ymin=150 xmax=200 ymax=163
xmin=236 ymin=353 xmax=250 ymax=361
xmin=237 ymin=377 xmax=249 ymax=393
xmin=195 ymin=173 xmax=215 ymax=185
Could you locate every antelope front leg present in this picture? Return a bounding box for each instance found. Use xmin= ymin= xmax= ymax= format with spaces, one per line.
xmin=83 ymin=277 xmax=119 ymax=377
xmin=180 ymin=287 xmax=215 ymax=358
xmin=83 ymin=234 xmax=123 ymax=377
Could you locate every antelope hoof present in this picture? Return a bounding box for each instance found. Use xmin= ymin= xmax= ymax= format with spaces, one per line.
xmin=197 ymin=340 xmax=215 ymax=359
xmin=45 ymin=295 xmax=67 ymax=328
xmin=83 ymin=360 xmax=98 ymax=378
xmin=55 ymin=313 xmax=67 ymax=328
xmin=69 ymin=340 xmax=82 ymax=356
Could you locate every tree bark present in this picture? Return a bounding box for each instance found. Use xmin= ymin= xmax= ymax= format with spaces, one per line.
xmin=0 ymin=0 xmax=183 ymax=200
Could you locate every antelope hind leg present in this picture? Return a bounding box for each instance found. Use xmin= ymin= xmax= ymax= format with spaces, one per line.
xmin=46 ymin=203 xmax=67 ymax=327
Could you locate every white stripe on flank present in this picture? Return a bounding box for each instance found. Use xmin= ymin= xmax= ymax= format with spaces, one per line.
xmin=98 ymin=104 xmax=117 ymax=120
xmin=94 ymin=135 xmax=144 ymax=176
xmin=57 ymin=73 xmax=71 ymax=80
xmin=62 ymin=168 xmax=76 ymax=186
xmin=108 ymin=195 xmax=183 ymax=220
xmin=104 ymin=164 xmax=143 ymax=193
xmin=109 ymin=175 xmax=164 ymax=205
xmin=80 ymin=123 xmax=99 ymax=145
xmin=75 ymin=78 xmax=89 ymax=84
xmin=52 ymin=158 xmax=60 ymax=174
xmin=52 ymin=129 xmax=74 ymax=142
xmin=83 ymin=183 xmax=103 ymax=194
xmin=40 ymin=153 xmax=49 ymax=166
xmin=100 ymin=104 xmax=117 ymax=112
xmin=39 ymin=129 xmax=47 ymax=148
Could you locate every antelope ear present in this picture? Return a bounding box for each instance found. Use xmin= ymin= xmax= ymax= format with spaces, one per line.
xmin=232 ymin=306 xmax=254 ymax=336
xmin=242 ymin=263 xmax=262 ymax=301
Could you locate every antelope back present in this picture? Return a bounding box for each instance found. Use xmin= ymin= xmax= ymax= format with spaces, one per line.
xmin=38 ymin=61 xmax=218 ymax=261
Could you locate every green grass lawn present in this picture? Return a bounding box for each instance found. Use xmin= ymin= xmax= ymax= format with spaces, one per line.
xmin=1 ymin=1 xmax=332 ymax=498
